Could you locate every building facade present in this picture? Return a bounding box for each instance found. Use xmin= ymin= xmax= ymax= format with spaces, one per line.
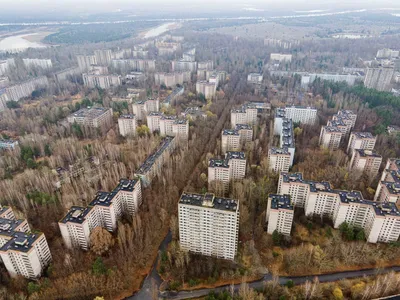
xmin=118 ymin=114 xmax=137 ymax=136
xmin=266 ymin=194 xmax=294 ymax=235
xmin=349 ymin=149 xmax=382 ymax=180
xmin=347 ymin=132 xmax=376 ymax=154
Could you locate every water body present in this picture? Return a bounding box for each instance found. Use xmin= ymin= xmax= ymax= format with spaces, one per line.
xmin=0 ymin=33 xmax=47 ymax=53
xmin=143 ymin=22 xmax=177 ymax=38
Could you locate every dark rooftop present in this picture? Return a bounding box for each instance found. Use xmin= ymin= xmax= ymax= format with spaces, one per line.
xmin=355 ymin=149 xmax=382 ymax=158
xmin=0 ymin=218 xmax=26 ymax=237
xmin=179 ymin=192 xmax=239 ymax=212
xmin=269 ymin=194 xmax=293 ymax=210
xmin=0 ymin=231 xmax=43 ymax=253
xmin=235 ymin=124 xmax=252 ymax=130
xmin=119 ymin=114 xmax=136 ymax=119
xmin=136 ymin=137 xmax=175 ymax=174
xmin=222 ymin=129 xmax=239 ymax=136
xmin=269 ymin=147 xmax=290 ymax=155
xmin=60 ymin=206 xmax=94 ymax=224
xmin=352 ymin=132 xmax=374 ymax=139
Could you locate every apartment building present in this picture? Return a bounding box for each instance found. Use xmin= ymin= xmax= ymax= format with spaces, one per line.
xmin=198 ymin=60 xmax=214 ymax=70
xmin=336 ymin=110 xmax=357 ymax=129
xmin=319 ymin=126 xmax=343 ymax=150
xmin=178 ymin=192 xmax=239 ymax=260
xmin=274 ymin=108 xmax=286 ymax=135
xmin=23 ymin=58 xmax=52 ymax=69
xmin=374 ymin=158 xmax=400 ymax=204
xmin=135 ymin=137 xmax=176 ymax=187
xmin=349 ymin=149 xmax=382 ymax=179
xmin=347 ymin=132 xmax=376 ymax=154
xmin=147 ymin=112 xmax=163 ymax=133
xmin=231 ymin=104 xmax=258 ymax=127
xmin=82 ymin=73 xmax=121 ymax=89
xmin=172 ymin=119 xmax=189 ymax=138
xmin=94 ymin=49 xmax=113 ymax=66
xmin=284 ymin=106 xmax=318 ymax=125
xmin=266 ymin=194 xmax=294 ymax=235
xmin=208 ymin=152 xmax=246 ymax=192
xmin=301 ymin=73 xmax=363 ymax=87
xmin=159 ymin=115 xmax=176 ymax=136
xmin=154 ymin=71 xmax=191 ymax=87
xmin=270 ymin=53 xmax=292 ymax=63
xmin=118 ymin=114 xmax=137 ymax=137
xmin=112 ymin=48 xmax=132 ymax=59
xmin=0 ymin=205 xmax=15 ymax=219
xmin=59 ymin=179 xmax=142 ymax=250
xmin=268 ymin=147 xmax=291 ymax=173
xmin=172 ymin=59 xmax=197 ymax=72
xmin=111 ymin=59 xmax=156 ymax=72
xmin=54 ymin=67 xmax=81 ymax=83
xmin=132 ymin=98 xmax=160 ymax=121
xmin=278 ymin=172 xmax=400 ymax=244
xmin=77 ymin=55 xmax=97 ymax=70
xmin=364 ymin=66 xmax=394 ymax=92
xmin=0 ymin=218 xmax=30 ymax=247
xmin=0 ymin=59 xmax=15 ymax=76
xmin=0 ymin=139 xmax=19 ymax=150
xmin=181 ymin=106 xmax=207 ymax=120
xmin=67 ymin=107 xmax=113 ymax=131
xmin=221 ymin=124 xmax=253 ymax=154
xmin=3 ymin=76 xmax=49 ymax=102
xmin=377 ymin=48 xmax=399 ymax=59
xmin=247 ymin=73 xmax=263 ymax=83
xmin=155 ymin=41 xmax=181 ymax=55
xmin=196 ymin=81 xmax=216 ymax=99
xmin=163 ymin=86 xmax=184 ymax=107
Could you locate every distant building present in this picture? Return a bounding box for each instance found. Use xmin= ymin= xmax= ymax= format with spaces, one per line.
xmin=197 ymin=61 xmax=214 ymax=70
xmin=155 ymin=41 xmax=181 ymax=55
xmin=59 ymin=179 xmax=142 ymax=250
xmin=172 ymin=59 xmax=197 ymax=72
xmin=112 ymin=59 xmax=156 ymax=72
xmin=181 ymin=106 xmax=207 ymax=120
xmin=163 ymin=86 xmax=184 ymax=107
xmin=77 ymin=55 xmax=97 ymax=71
xmin=208 ymin=152 xmax=246 ymax=192
xmin=178 ymin=192 xmax=239 ymax=260
xmin=154 ymin=71 xmax=191 ymax=87
xmin=346 ymin=132 xmax=376 ymax=154
xmin=94 ymin=49 xmax=113 ymax=66
xmin=23 ymin=58 xmax=52 ymax=69
xmin=374 ymin=158 xmax=400 ymax=204
xmin=82 ymin=73 xmax=122 ymax=89
xmin=132 ymin=98 xmax=160 ymax=121
xmin=0 ymin=59 xmax=15 ymax=76
xmin=349 ymin=149 xmax=382 ymax=180
xmin=54 ymin=67 xmax=81 ymax=83
xmin=67 ymin=107 xmax=113 ymax=131
xmin=266 ymin=194 xmax=294 ymax=235
xmin=364 ymin=66 xmax=394 ymax=92
xmin=147 ymin=112 xmax=163 ymax=133
xmin=268 ymin=147 xmax=291 ymax=173
xmin=247 ymin=73 xmax=263 ymax=83
xmin=283 ymin=106 xmax=317 ymax=125
xmin=125 ymin=72 xmax=145 ymax=81
xmin=118 ymin=114 xmax=137 ymax=137
xmin=301 ymin=73 xmax=363 ymax=88
xmin=135 ymin=137 xmax=176 ymax=187
xmin=2 ymin=76 xmax=49 ymax=103
xmin=377 ymin=49 xmax=399 ymax=59
xmin=270 ymin=53 xmax=292 ymax=63
xmin=196 ymin=81 xmax=216 ymax=99
xmin=231 ymin=104 xmax=258 ymax=127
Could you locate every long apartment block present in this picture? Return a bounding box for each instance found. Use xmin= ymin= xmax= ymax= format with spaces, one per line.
xmin=178 ymin=192 xmax=239 ymax=260
xmin=59 ymin=179 xmax=142 ymax=250
xmin=0 ymin=206 xmax=51 ymax=279
xmin=266 ymin=194 xmax=294 ymax=236
xmin=273 ymin=109 xmax=296 ymax=167
xmin=135 ymin=137 xmax=176 ymax=187
xmin=221 ymin=124 xmax=253 ymax=154
xmin=208 ymin=152 xmax=246 ymax=192
xmin=375 ymin=158 xmax=400 ymax=204
xmin=281 ymin=105 xmax=317 ymax=125
xmin=277 ymin=172 xmax=400 ymax=243
xmin=67 ymin=107 xmax=113 ymax=131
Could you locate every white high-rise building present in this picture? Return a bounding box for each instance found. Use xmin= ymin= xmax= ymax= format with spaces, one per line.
xmin=319 ymin=126 xmax=343 ymax=150
xmin=67 ymin=107 xmax=113 ymax=131
xmin=284 ymin=106 xmax=317 ymax=125
xmin=270 ymin=53 xmax=292 ymax=63
xmin=172 ymin=119 xmax=190 ymax=138
xmin=266 ymin=194 xmax=294 ymax=235
xmin=59 ymin=179 xmax=142 ymax=250
xmin=196 ymin=81 xmax=217 ymax=99
xmin=231 ymin=104 xmax=258 ymax=128
xmin=147 ymin=112 xmax=163 ymax=133
xmin=364 ymin=66 xmax=394 ymax=92
xmin=347 ymin=132 xmax=376 ymax=154
xmin=118 ymin=114 xmax=137 ymax=136
xmin=268 ymin=147 xmax=291 ymax=173
xmin=94 ymin=49 xmax=113 ymax=66
xmin=23 ymin=58 xmax=52 ymax=69
xmin=375 ymin=158 xmax=400 ymax=204
xmin=278 ymin=172 xmax=311 ymax=208
xmin=77 ymin=55 xmax=97 ymax=70
xmin=349 ymin=149 xmax=382 ymax=180
xmin=82 ymin=73 xmax=122 ymax=89
xmin=178 ymin=192 xmax=239 ymax=260
xmin=221 ymin=124 xmax=253 ymax=154
xmin=160 ymin=115 xmax=176 ymax=136
xmin=208 ymin=152 xmax=246 ymax=192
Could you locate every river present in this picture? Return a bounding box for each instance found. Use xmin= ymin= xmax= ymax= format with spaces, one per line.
xmin=0 ymin=33 xmax=48 ymax=53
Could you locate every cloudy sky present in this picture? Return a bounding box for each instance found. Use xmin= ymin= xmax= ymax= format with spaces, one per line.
xmin=1 ymin=0 xmax=400 ymax=15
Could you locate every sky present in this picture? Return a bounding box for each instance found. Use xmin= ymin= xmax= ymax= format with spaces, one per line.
xmin=1 ymin=0 xmax=400 ymax=17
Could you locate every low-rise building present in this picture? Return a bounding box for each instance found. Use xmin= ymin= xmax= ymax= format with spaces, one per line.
xmin=349 ymin=149 xmax=382 ymax=179
xmin=178 ymin=192 xmax=239 ymax=260
xmin=135 ymin=137 xmax=176 ymax=186
xmin=347 ymin=132 xmax=376 ymax=154
xmin=67 ymin=107 xmax=113 ymax=131
xmin=266 ymin=194 xmax=294 ymax=235
xmin=118 ymin=114 xmax=137 ymax=136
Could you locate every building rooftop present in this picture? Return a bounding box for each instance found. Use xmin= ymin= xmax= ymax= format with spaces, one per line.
xmin=286 ymin=105 xmax=317 ymax=111
xmin=179 ymin=192 xmax=239 ymax=212
xmin=222 ymin=129 xmax=239 ymax=136
xmin=275 ymin=108 xmax=286 ymax=118
xmin=355 ymin=149 xmax=382 ymax=158
xmin=0 ymin=231 xmax=43 ymax=253
xmin=209 ymin=158 xmax=229 ymax=168
xmin=148 ymin=111 xmax=163 ymax=117
xmin=382 ymin=181 xmax=400 ymax=195
xmin=323 ymin=126 xmax=343 ymax=133
xmin=119 ymin=114 xmax=136 ymax=119
xmin=60 ymin=206 xmax=94 ymax=224
xmin=270 ymin=147 xmax=290 ymax=155
xmin=136 ymin=137 xmax=174 ymax=174
xmin=173 ymin=119 xmax=188 ymax=125
xmin=0 ymin=218 xmax=25 ymax=237
xmin=269 ymin=194 xmax=293 ymax=210
xmin=161 ymin=115 xmax=177 ymax=120
xmin=235 ymin=124 xmax=253 ymax=130
xmin=352 ymin=132 xmax=374 ymax=139
xmin=329 ymin=118 xmax=347 ymax=127
xmin=70 ymin=107 xmax=111 ymax=119
xmin=226 ymin=151 xmax=246 ymax=160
